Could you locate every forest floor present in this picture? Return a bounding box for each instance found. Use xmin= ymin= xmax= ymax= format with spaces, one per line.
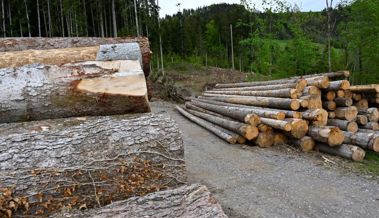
xmin=151 ymin=100 xmax=379 ymax=218
xmin=150 ymin=65 xmax=379 ymax=218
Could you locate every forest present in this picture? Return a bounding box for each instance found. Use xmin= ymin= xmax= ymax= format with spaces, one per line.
xmin=0 ymin=0 xmax=378 ymax=83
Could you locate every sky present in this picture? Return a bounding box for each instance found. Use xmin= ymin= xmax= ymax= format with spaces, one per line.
xmin=159 ymin=0 xmax=338 ymax=17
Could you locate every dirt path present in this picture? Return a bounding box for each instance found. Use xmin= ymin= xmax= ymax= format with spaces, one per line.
xmin=151 ymin=101 xmax=379 ymax=218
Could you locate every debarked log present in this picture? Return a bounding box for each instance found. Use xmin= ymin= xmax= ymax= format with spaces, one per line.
xmin=0 ymin=60 xmax=150 ymax=123
xmin=0 ymin=113 xmax=186 ymax=217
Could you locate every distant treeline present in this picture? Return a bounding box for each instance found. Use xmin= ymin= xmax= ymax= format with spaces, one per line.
xmin=0 ymin=0 xmax=378 ymax=83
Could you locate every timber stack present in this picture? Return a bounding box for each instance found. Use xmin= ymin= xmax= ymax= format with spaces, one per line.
xmin=0 ymin=38 xmax=229 ymax=218
xmin=178 ymin=71 xmax=379 ymax=162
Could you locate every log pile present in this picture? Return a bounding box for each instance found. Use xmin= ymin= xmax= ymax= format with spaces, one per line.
xmin=178 ymin=71 xmax=379 ymax=162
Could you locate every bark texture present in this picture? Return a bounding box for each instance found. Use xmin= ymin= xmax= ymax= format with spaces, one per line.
xmin=0 ymin=61 xmax=150 ymax=123
xmin=308 ymin=126 xmax=345 ymax=147
xmin=205 ymin=88 xmax=301 ymax=99
xmin=343 ymin=131 xmax=379 ymax=152
xmin=52 ymin=184 xmax=227 ymax=218
xmin=0 ymin=37 xmax=152 ymax=77
xmin=0 ymin=113 xmax=185 ymax=216
xmin=316 ymin=144 xmax=365 ymax=162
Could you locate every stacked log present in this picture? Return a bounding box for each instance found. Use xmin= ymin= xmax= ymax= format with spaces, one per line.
xmin=178 ymin=71 xmax=378 ymax=162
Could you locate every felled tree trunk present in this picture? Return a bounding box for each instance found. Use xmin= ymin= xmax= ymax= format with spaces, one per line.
xmin=327 ymin=119 xmax=358 ymax=133
xmin=359 ymin=108 xmax=379 ymax=122
xmin=334 ymin=97 xmax=353 ymax=107
xmin=0 ymin=60 xmax=150 ymax=123
xmin=288 ymin=136 xmax=315 ymax=152
xmin=52 ymin=184 xmax=227 ymax=218
xmin=316 ymin=143 xmax=365 ymax=162
xmin=334 ymin=106 xmax=358 ymax=121
xmin=308 ymin=126 xmax=345 ymax=147
xmin=285 ymin=118 xmax=309 ymax=139
xmin=205 ymin=88 xmax=301 ymax=99
xmin=343 ymin=131 xmax=379 ymax=152
xmin=260 ymin=117 xmax=292 ymax=132
xmin=0 ymin=37 xmax=152 ymax=77
xmin=214 ymin=82 xmax=306 ymax=92
xmin=0 ymin=113 xmax=186 ymax=217
xmin=301 ymin=109 xmax=328 ymax=127
xmin=360 ymin=122 xmax=379 ymax=131
xmin=325 ymin=80 xmax=350 ymax=91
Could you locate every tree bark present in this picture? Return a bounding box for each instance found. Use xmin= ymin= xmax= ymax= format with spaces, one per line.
xmin=358 ymin=108 xmax=379 ymax=122
xmin=201 ymin=95 xmax=300 ymax=110
xmin=316 ymin=143 xmax=365 ymax=162
xmin=185 ymin=109 xmax=258 ymax=140
xmin=1 ymin=0 xmax=5 ymax=37
xmin=47 ymin=0 xmax=52 ymax=37
xmin=325 ymin=80 xmax=350 ymax=91
xmin=205 ymin=88 xmax=301 ymax=99
xmin=0 ymin=113 xmax=185 ymax=217
xmin=360 ymin=122 xmax=379 ymax=131
xmin=0 ymin=37 xmax=152 ymax=77
xmin=190 ymin=98 xmax=287 ymax=120
xmin=260 ymin=117 xmax=292 ymax=132
xmin=327 ymin=119 xmax=358 ymax=133
xmin=0 ymin=60 xmax=150 ymax=123
xmin=334 ymin=106 xmax=358 ymax=121
xmin=177 ymin=106 xmax=239 ymax=144
xmin=53 ymin=184 xmax=227 ymax=218
xmin=308 ymin=126 xmax=345 ymax=147
xmin=334 ymin=97 xmax=353 ymax=107
xmin=349 ymin=84 xmax=379 ymax=93
xmin=185 ymin=102 xmax=232 ymax=121
xmin=188 ymin=101 xmax=261 ymax=125
xmin=214 ymin=81 xmax=307 ymax=92
xmin=343 ymin=131 xmax=379 ymax=152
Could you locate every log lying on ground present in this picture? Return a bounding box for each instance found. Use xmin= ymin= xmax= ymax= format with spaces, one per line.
xmin=334 ymin=106 xmax=358 ymax=121
xmin=359 ymin=108 xmax=379 ymax=122
xmin=214 ymin=78 xmax=307 ymax=89
xmin=189 ymin=101 xmax=261 ymax=125
xmin=0 ymin=60 xmax=150 ymax=123
xmin=205 ymin=88 xmax=301 ymax=99
xmin=316 ymin=143 xmax=365 ymax=162
xmin=334 ymin=97 xmax=353 ymax=107
xmin=356 ymin=115 xmax=369 ymax=125
xmin=260 ymin=117 xmax=292 ymax=132
xmin=176 ymin=106 xmax=239 ymax=144
xmin=274 ymin=133 xmax=288 ymax=145
xmin=214 ymin=81 xmax=307 ymax=92
xmin=360 ymin=122 xmax=379 ymax=131
xmin=308 ymin=126 xmax=345 ymax=147
xmin=201 ymin=94 xmax=300 ymax=110
xmin=191 ymin=98 xmax=287 ymax=120
xmin=0 ymin=113 xmax=185 ymax=217
xmin=0 ymin=37 xmax=152 ymax=77
xmin=325 ymin=80 xmax=350 ymax=91
xmin=327 ymin=119 xmax=358 ymax=133
xmin=185 ymin=102 xmax=231 ymax=120
xmin=301 ymin=109 xmax=328 ymax=127
xmin=288 ymin=136 xmax=315 ymax=152
xmin=255 ymin=129 xmax=275 ymax=148
xmin=185 ymin=108 xmax=258 ymax=140
xmin=343 ymin=131 xmax=379 ymax=152
xmin=52 ymin=184 xmax=228 ymax=218
xmin=285 ymin=118 xmax=309 ymax=139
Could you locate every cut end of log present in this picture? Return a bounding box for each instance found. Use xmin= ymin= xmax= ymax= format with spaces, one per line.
xmin=277 ymin=112 xmax=286 ymax=120
xmin=372 ymin=137 xmax=379 ymax=153
xmin=296 ymin=79 xmax=308 ymax=91
xmin=320 ymin=76 xmax=331 ymax=89
xmin=328 ymin=127 xmax=345 ymax=147
xmin=299 ymin=99 xmax=309 ymax=108
xmin=350 ymin=146 xmax=366 ymax=162
xmin=237 ymin=136 xmax=247 ymax=144
xmin=290 ymin=100 xmax=301 ymax=111
xmin=228 ymin=136 xmax=239 ymax=144
xmin=340 ymin=80 xmax=351 ymax=90
xmin=290 ymin=119 xmax=309 ymax=139
xmin=325 ymin=91 xmax=336 ymax=101
xmin=274 ymin=133 xmax=288 ymax=146
xmin=347 ymin=122 xmax=358 ymax=133
xmin=242 ymin=125 xmax=259 ymax=140
xmin=345 ymin=106 xmax=358 ymax=122
xmin=290 ymin=89 xmax=302 ymax=99
xmin=300 ymin=137 xmax=315 ymax=152
xmin=245 ymin=114 xmax=261 ymax=126
xmin=255 ymin=131 xmax=274 ymax=148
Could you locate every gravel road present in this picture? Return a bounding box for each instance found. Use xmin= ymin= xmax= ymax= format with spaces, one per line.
xmin=150 ymin=101 xmax=379 ymax=218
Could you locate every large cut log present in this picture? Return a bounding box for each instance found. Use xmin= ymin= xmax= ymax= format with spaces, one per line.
xmin=343 ymin=131 xmax=379 ymax=152
xmin=254 ymin=129 xmax=275 ymax=148
xmin=334 ymin=97 xmax=353 ymax=107
xmin=349 ymin=84 xmax=379 ymax=93
xmin=334 ymin=106 xmax=358 ymax=122
xmin=358 ymin=108 xmax=379 ymax=122
xmin=323 ymin=91 xmax=336 ymax=101
xmin=0 ymin=60 xmax=150 ymax=123
xmin=260 ymin=117 xmax=292 ymax=132
xmin=185 ymin=109 xmax=258 ymax=140
xmin=336 ymin=90 xmax=345 ymax=98
xmin=301 ymin=109 xmax=328 ymax=127
xmin=213 ymin=81 xmax=307 ymax=92
xmin=305 ymin=76 xmax=330 ymax=89
xmin=201 ymin=94 xmax=300 ymax=110
xmin=360 ymin=122 xmax=379 ymax=131
xmin=176 ymin=106 xmax=239 ymax=144
xmin=327 ymin=119 xmax=358 ymax=133
xmin=298 ymin=71 xmax=350 ymax=79
xmin=189 ymin=101 xmax=262 ymax=125
xmin=0 ymin=113 xmax=185 ymax=217
xmin=288 ymin=136 xmax=315 ymax=152
xmin=52 ymin=184 xmax=227 ymax=218
xmin=285 ymin=118 xmax=309 ymax=139
xmin=0 ymin=37 xmax=152 ymax=77
xmin=185 ymin=102 xmax=231 ymax=120
xmin=193 ymin=97 xmax=299 ymax=119
xmin=308 ymin=126 xmax=345 ymax=147
xmin=316 ymin=143 xmax=365 ymax=162
xmin=205 ymin=88 xmax=301 ymax=99
xmin=274 ymin=132 xmax=288 ymax=145
xmin=301 ymin=95 xmax=322 ymax=109
xmin=325 ymin=80 xmax=350 ymax=91
xmin=303 ymin=86 xmax=321 ymax=96
xmin=323 ymin=101 xmax=337 ymax=110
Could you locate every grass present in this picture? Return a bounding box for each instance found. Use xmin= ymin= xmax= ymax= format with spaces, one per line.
xmin=358 ymin=152 xmax=379 ymax=176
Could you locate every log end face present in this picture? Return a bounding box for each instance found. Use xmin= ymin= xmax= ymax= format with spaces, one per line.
xmin=328 ymin=127 xmax=345 ymax=147
xmin=245 ymin=114 xmax=261 ymax=126
xmin=372 ymin=137 xmax=379 ymax=152
xmin=290 ymin=100 xmax=301 ymax=111
xmin=291 ymin=120 xmax=309 ymax=139
xmin=297 ymin=79 xmax=308 ymax=91
xmin=300 ymin=137 xmax=315 ymax=152
xmin=244 ymin=126 xmax=259 ymax=140
xmin=351 ymin=146 xmax=366 ymax=162
xmin=347 ymin=122 xmax=358 ymax=133
xmin=277 ymin=112 xmax=286 ymax=120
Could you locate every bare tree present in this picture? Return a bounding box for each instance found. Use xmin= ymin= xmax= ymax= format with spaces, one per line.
xmin=134 ymin=0 xmax=140 ymax=36
xmin=112 ymin=0 xmax=117 ymax=37
xmin=230 ymin=24 xmax=235 ymax=70
xmin=47 ymin=0 xmax=52 ymax=37
xmin=326 ymin=0 xmax=333 ymax=72
xmin=60 ymin=0 xmax=65 ymax=36
xmin=2 ymin=0 xmax=5 ymax=37
xmin=37 ymin=0 xmax=41 ymax=37
xmin=8 ymin=0 xmax=12 ymax=36
xmin=157 ymin=0 xmax=164 ymax=76
xmin=23 ymin=0 xmax=31 ymax=37
xmin=83 ymin=0 xmax=88 ymax=36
